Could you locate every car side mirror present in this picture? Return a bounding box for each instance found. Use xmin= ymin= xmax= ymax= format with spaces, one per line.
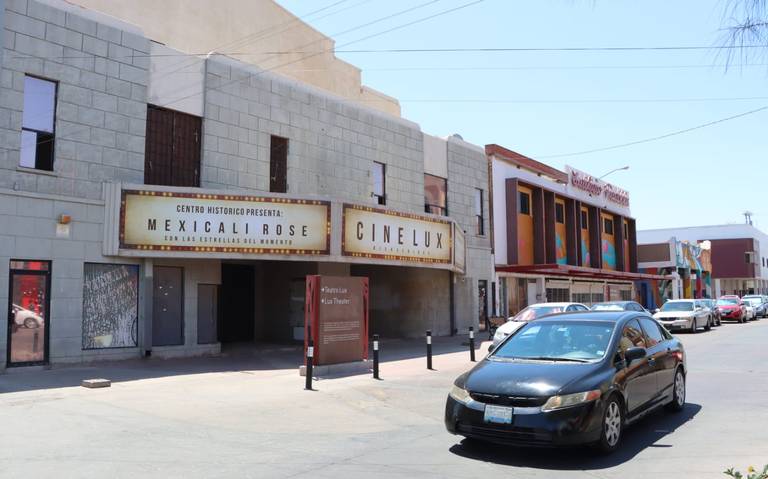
xmin=654 ymin=308 xmax=660 ymax=314
xmin=624 ymin=347 xmax=647 ymax=363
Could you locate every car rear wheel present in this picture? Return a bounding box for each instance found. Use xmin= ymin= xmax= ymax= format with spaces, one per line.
xmin=666 ymin=368 xmax=686 ymax=413
xmin=23 ymin=317 xmax=38 ymax=329
xmin=596 ymin=396 xmax=623 ymax=454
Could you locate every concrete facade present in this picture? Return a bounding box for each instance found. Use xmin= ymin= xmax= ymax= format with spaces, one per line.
xmin=0 ymin=0 xmax=493 ymax=369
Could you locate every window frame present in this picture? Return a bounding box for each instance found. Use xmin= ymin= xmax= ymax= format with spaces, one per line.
xmin=475 ymin=188 xmax=484 ymax=236
xmin=20 ymin=75 xmax=58 ymax=171
xmin=603 ymin=217 xmax=614 ymax=236
xmin=424 ymin=173 xmax=448 ymax=216
xmin=269 ymin=135 xmax=289 ymax=193
xmin=518 ymin=191 xmax=531 ymax=216
xmin=372 ymin=161 xmax=386 ymax=205
xmin=638 ymin=316 xmax=665 ymax=347
xmin=580 ymin=209 xmax=588 ymax=230
xmin=555 ymin=202 xmax=565 ymax=224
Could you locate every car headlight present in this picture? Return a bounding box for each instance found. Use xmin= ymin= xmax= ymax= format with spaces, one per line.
xmin=541 ymin=389 xmax=601 ymax=411
xmin=449 ymin=384 xmax=471 ymax=404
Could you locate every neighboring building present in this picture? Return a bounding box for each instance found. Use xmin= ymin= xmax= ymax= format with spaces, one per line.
xmin=63 ymin=0 xmax=402 ymax=117
xmin=638 ymin=224 xmax=768 ymax=297
xmin=636 ymin=238 xmax=712 ymax=308
xmin=488 ymin=144 xmax=664 ymax=317
xmin=0 ymin=0 xmax=492 ymax=369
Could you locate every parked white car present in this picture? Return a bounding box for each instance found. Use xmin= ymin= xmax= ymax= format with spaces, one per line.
xmin=653 ymin=299 xmax=712 ymax=333
xmin=10 ymin=304 xmax=44 ymax=329
xmin=490 ymin=302 xmax=589 ymax=349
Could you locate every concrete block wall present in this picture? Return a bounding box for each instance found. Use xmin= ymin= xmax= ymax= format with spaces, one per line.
xmin=447 ymin=136 xmax=494 ymax=332
xmin=200 ymin=56 xmax=425 ymax=213
xmin=0 ymin=0 xmax=149 ymax=199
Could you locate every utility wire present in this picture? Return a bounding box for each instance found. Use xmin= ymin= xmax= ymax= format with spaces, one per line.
xmin=392 ymin=96 xmax=768 ymax=104
xmin=334 ymin=45 xmax=768 ymax=53
xmin=536 ymin=105 xmax=768 ymax=159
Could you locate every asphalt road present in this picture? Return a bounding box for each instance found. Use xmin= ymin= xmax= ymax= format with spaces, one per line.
xmin=0 ymin=319 xmax=766 ymax=478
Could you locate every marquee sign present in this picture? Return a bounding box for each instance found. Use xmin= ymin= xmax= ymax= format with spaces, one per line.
xmin=119 ymin=190 xmax=330 ymax=255
xmin=342 ymin=204 xmax=453 ymax=265
xmin=566 ymin=166 xmax=630 ymax=208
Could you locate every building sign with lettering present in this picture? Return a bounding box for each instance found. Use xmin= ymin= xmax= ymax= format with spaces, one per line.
xmin=453 ymin=224 xmax=466 ymax=274
xmin=566 ymin=166 xmax=630 ymax=208
xmin=305 ymin=275 xmax=369 ymax=366
xmin=119 ymin=190 xmax=330 ymax=255
xmin=342 ymin=204 xmax=452 ymax=265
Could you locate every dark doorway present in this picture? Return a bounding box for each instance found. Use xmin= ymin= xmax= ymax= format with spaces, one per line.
xmin=220 ymin=264 xmax=255 ymax=343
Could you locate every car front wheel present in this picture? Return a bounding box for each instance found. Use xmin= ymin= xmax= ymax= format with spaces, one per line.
xmin=597 ymin=397 xmax=624 ymax=454
xmin=689 ymin=318 xmax=697 ymax=333
xmin=704 ymin=316 xmax=711 ymax=331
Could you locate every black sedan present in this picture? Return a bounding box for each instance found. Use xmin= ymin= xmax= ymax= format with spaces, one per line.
xmin=445 ymin=311 xmax=687 ymax=453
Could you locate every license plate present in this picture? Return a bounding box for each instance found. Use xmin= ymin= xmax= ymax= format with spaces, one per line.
xmin=483 ymin=405 xmax=513 ymax=424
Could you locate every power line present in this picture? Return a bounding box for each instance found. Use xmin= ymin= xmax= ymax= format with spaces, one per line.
xmin=536 ymin=105 xmax=768 ymax=159
xmin=334 ymin=45 xmax=768 ymax=53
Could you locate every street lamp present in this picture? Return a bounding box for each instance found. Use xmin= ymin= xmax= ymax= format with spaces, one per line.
xmin=598 ymin=165 xmax=629 ymax=180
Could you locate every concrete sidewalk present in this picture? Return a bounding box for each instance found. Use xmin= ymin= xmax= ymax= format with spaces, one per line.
xmin=0 ymin=334 xmax=483 ymax=395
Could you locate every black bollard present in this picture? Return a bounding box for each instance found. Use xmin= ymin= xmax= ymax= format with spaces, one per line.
xmin=372 ymin=334 xmax=380 ymax=379
xmin=305 ymin=339 xmax=314 ymax=390
xmin=426 ymin=330 xmax=433 ymax=370
xmin=33 ymin=330 xmax=39 ymax=353
xmin=469 ymin=327 xmax=476 ymax=362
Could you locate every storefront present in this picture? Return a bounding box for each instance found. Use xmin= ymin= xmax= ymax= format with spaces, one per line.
xmin=488 ymin=144 xmax=667 ymax=317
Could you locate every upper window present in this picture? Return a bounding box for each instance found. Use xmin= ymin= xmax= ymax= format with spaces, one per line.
xmin=145 ymin=105 xmax=202 ymax=187
xmin=373 ymin=162 xmax=386 ymax=205
xmin=21 ymin=76 xmax=57 ymax=171
xmin=424 ymin=174 xmax=447 ymax=216
xmin=580 ymin=210 xmax=588 ymax=230
xmin=518 ymin=191 xmax=531 ymax=215
xmin=555 ymin=202 xmax=565 ymax=224
xmin=603 ymin=217 xmax=614 ymax=235
xmin=475 ymin=188 xmax=484 ymax=235
xmin=623 ymin=222 xmax=629 ymax=239
xmin=270 ymin=135 xmax=288 ymax=193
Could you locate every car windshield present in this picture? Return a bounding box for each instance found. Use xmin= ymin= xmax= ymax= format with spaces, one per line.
xmin=660 ymin=302 xmax=694 ymax=312
xmin=511 ymin=305 xmax=565 ymax=322
xmin=717 ymin=299 xmax=739 ymax=306
xmin=744 ymin=298 xmax=762 ymax=306
xmin=492 ymin=321 xmax=615 ymax=362
xmin=591 ymin=304 xmax=624 ymax=311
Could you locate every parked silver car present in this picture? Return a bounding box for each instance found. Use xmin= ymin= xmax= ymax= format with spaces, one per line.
xmin=490 ymin=302 xmax=589 ymax=350
xmin=653 ymin=299 xmax=712 ymax=333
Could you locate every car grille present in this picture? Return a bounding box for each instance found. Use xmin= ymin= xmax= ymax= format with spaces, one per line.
xmin=457 ymin=423 xmax=552 ymax=445
xmin=469 ymin=392 xmax=547 ymax=407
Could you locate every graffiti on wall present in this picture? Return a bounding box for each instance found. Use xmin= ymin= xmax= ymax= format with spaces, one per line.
xmin=602 ymin=239 xmax=617 ymax=270
xmin=82 ymin=263 xmax=139 ymax=349
xmin=556 ymin=233 xmax=568 ymax=265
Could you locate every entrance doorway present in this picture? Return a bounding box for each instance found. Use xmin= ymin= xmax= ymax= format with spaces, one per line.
xmin=220 ymin=263 xmax=255 ymax=343
xmin=7 ymin=260 xmax=51 ymax=366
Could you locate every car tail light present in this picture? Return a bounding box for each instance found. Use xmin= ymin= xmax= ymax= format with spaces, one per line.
xmin=672 ymin=350 xmax=684 ymax=362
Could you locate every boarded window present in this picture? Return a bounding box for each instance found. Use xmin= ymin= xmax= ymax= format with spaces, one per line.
xmin=580 ymin=210 xmax=588 ymax=230
xmin=82 ymin=263 xmax=139 ymax=349
xmin=604 ymin=218 xmax=614 ymax=235
xmin=144 ymin=105 xmax=201 ymax=186
xmin=424 ymin=173 xmax=447 ymax=216
xmin=21 ymin=76 xmax=57 ymax=171
xmin=270 ymin=135 xmax=288 ymax=193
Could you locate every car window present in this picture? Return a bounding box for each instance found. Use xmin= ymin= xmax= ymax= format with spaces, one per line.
xmin=492 ymin=321 xmax=615 ymax=362
xmin=631 ymin=303 xmax=643 ymax=311
xmin=575 ymin=305 xmax=588 ymax=311
xmin=661 ymin=301 xmax=694 ymax=312
xmin=638 ymin=317 xmax=665 ymax=347
xmin=618 ymin=319 xmax=647 ymax=356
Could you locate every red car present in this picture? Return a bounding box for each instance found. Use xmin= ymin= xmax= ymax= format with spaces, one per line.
xmin=716 ymin=296 xmax=747 ymax=323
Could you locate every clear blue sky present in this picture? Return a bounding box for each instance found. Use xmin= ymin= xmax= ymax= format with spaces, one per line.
xmin=275 ymin=0 xmax=767 ymax=230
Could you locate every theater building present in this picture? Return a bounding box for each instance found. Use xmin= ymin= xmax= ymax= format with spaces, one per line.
xmin=0 ymin=0 xmax=492 ymax=369
xmin=487 ymin=144 xmax=664 ymax=317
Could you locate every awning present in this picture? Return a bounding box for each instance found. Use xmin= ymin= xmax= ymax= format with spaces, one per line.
xmin=495 ymin=263 xmax=673 ymax=282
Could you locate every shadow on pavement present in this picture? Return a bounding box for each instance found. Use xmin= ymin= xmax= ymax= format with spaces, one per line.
xmin=0 ymin=335 xmax=478 ymax=395
xmin=449 ymin=403 xmax=702 ymax=470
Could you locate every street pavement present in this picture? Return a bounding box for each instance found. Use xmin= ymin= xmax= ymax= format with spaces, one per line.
xmin=0 ymin=320 xmax=767 ymax=478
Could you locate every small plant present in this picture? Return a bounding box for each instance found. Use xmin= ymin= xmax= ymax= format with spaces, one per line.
xmin=724 ymin=465 xmax=768 ymax=479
